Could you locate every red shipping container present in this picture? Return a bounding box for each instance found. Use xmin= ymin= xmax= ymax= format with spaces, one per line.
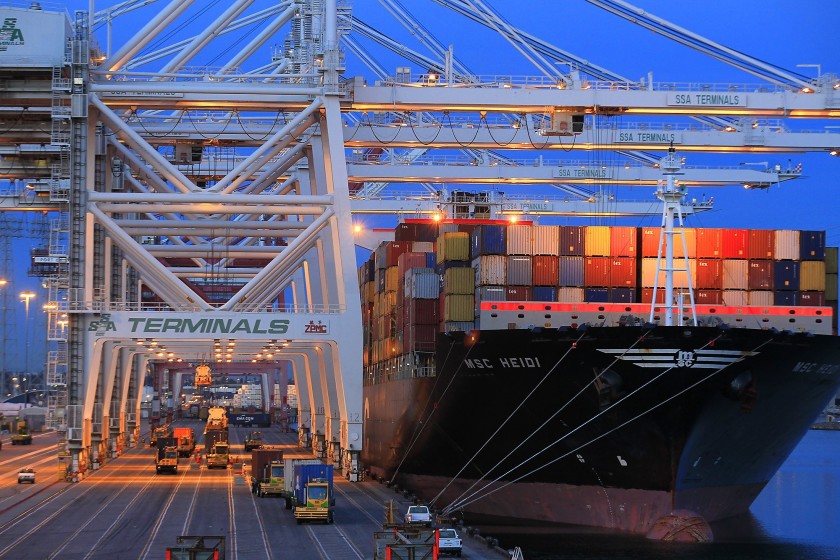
xmin=695 ymin=289 xmax=723 ymax=305
xmin=405 ymin=324 xmax=438 ymax=352
xmin=506 ymin=286 xmax=532 ymax=301
xmin=397 ymin=251 xmax=430 ymax=278
xmin=386 ymin=241 xmax=412 ymax=267
xmin=640 ymin=288 xmax=665 ymax=304
xmin=722 ymin=229 xmax=748 ymax=259
xmin=532 ymin=255 xmax=559 ymax=286
xmin=748 ymin=260 xmax=773 ymax=290
xmin=403 ymin=298 xmax=438 ymax=325
xmin=696 ymin=228 xmax=723 ymax=258
xmin=747 ymin=230 xmax=775 ymax=260
xmin=610 ymin=226 xmax=638 ymax=257
xmin=584 ymin=257 xmax=611 ymax=287
xmin=608 ymin=257 xmax=637 ymax=288
xmin=696 ymin=259 xmax=723 ymax=289
xmin=798 ymin=291 xmax=825 ymax=306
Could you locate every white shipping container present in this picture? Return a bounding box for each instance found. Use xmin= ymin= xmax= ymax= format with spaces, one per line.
xmin=774 ymin=230 xmax=800 ymax=260
xmin=532 ymin=225 xmax=560 ymax=256
xmin=412 ymin=241 xmax=434 ymax=252
xmin=748 ymin=291 xmax=774 ymax=306
xmin=472 ymin=255 xmax=507 ymax=285
xmin=557 ymin=287 xmax=585 ymax=303
xmin=723 ymin=290 xmax=748 ymax=306
xmin=404 ymin=268 xmax=439 ymax=299
xmin=722 ymin=260 xmax=749 ymax=290
xmin=507 ymin=256 xmax=533 ymax=285
xmin=507 ymin=225 xmax=534 ymax=255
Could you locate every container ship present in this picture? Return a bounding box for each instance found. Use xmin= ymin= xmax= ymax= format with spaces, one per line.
xmin=358 ymin=219 xmax=840 ymax=535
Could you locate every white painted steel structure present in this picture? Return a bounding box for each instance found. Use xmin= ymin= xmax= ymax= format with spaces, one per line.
xmin=0 ymin=0 xmax=837 ymax=482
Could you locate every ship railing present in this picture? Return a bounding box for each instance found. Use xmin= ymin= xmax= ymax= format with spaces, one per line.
xmin=65 ymin=300 xmax=347 ymax=314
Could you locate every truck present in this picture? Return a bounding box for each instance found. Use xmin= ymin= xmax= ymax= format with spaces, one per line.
xmin=249 ymin=447 xmax=283 ymax=496
xmin=150 ymin=424 xmax=171 ymax=447
xmin=404 ymin=505 xmax=433 ymax=527
xmin=280 ymin=452 xmax=323 ymax=509
xmin=244 ymin=431 xmax=263 ymax=452
xmin=11 ymin=422 xmax=33 ymax=445
xmin=206 ymin=442 xmax=230 ymax=469
xmin=173 ymin=427 xmax=195 ymax=457
xmin=292 ymin=463 xmax=334 ymax=524
xmin=156 ymin=437 xmax=180 ymax=474
xmin=437 ymin=528 xmax=463 ymax=557
xmin=204 ymin=428 xmax=228 ymax=454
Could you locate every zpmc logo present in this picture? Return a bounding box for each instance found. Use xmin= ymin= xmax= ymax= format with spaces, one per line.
xmin=675 ymin=350 xmax=696 ymax=368
xmin=304 ymin=320 xmax=328 ymax=334
xmin=0 ymin=18 xmax=24 ymax=51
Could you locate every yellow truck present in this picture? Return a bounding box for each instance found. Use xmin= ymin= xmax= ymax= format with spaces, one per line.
xmin=156 ymin=441 xmax=180 ymax=474
xmin=206 ymin=442 xmax=230 ymax=469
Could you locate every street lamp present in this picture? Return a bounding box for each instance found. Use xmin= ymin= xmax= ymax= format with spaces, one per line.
xmin=20 ymin=291 xmax=36 ymax=380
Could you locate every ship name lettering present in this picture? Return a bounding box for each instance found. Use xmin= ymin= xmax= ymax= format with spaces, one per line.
xmin=464 ymin=358 xmax=493 ymax=369
xmin=498 ymin=357 xmax=541 ymax=368
xmin=793 ymin=361 xmax=840 ymax=375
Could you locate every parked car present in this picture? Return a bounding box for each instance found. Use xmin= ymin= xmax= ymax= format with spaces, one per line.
xmin=438 ymin=528 xmax=463 ymax=557
xmin=404 ymin=504 xmax=432 ymax=526
xmin=18 ymin=468 xmax=35 ymax=484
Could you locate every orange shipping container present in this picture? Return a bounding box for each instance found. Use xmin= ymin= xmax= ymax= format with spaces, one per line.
xmin=532 ymin=255 xmax=559 ymax=286
xmin=641 ymin=258 xmax=696 ymax=288
xmin=695 ymin=290 xmax=722 ymax=305
xmin=610 ymin=226 xmax=638 ymax=257
xmin=584 ymin=257 xmax=611 ymax=287
xmin=722 ymin=229 xmax=748 ymax=259
xmin=695 ymin=228 xmax=723 ymax=258
xmin=641 ymin=227 xmax=695 ymax=258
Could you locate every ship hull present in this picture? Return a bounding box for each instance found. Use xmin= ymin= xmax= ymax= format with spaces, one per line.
xmin=362 ymin=325 xmax=840 ymax=533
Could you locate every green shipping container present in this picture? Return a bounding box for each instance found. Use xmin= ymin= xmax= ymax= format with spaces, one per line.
xmin=444 ymin=294 xmax=474 ymax=322
xmin=436 ymin=232 xmax=470 ymax=263
xmin=443 ymin=267 xmax=476 ymax=295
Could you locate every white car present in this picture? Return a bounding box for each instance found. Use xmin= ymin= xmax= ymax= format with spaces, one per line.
xmin=438 ymin=528 xmax=462 ymax=557
xmin=404 ymin=505 xmax=432 ymax=526
xmin=18 ymin=468 xmax=35 ymax=484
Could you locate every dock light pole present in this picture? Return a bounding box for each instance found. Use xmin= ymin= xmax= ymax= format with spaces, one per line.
xmin=20 ymin=291 xmax=35 ymax=378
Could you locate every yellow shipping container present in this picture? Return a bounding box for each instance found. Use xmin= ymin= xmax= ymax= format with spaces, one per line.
xmin=800 ymin=261 xmax=826 ymax=292
xmin=436 ymin=232 xmax=470 ymax=263
xmin=585 ymin=226 xmax=611 ymax=256
xmin=443 ymin=294 xmax=475 ymax=322
xmin=385 ymin=266 xmax=400 ymax=293
xmin=443 ymin=267 xmax=476 ymax=294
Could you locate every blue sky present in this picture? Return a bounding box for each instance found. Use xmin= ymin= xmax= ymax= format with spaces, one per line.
xmin=4 ymin=0 xmax=839 ymax=373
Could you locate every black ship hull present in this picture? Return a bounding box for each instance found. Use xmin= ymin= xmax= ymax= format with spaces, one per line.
xmin=362 ymin=325 xmax=840 ymax=534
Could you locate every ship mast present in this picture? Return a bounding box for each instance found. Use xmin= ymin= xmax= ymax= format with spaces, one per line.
xmin=650 ymin=145 xmax=698 ymax=327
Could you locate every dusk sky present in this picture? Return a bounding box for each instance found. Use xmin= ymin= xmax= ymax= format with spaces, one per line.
xmin=5 ymin=0 xmax=839 ymax=373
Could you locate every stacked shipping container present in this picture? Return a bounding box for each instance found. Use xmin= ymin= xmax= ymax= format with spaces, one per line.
xmin=359 ymin=223 xmax=838 ymax=368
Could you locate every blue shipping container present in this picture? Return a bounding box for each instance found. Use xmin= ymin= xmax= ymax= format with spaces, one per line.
xmin=774 ymin=291 xmax=798 ymax=306
xmin=228 ymin=412 xmax=271 ymax=427
xmin=559 ymin=256 xmax=585 ymax=286
xmin=585 ymin=287 xmax=609 ymax=302
xmin=773 ymin=261 xmax=800 ymax=291
xmin=610 ymin=287 xmax=636 ymax=303
xmin=471 ymin=225 xmax=507 ymax=258
xmin=533 ymin=286 xmax=558 ymax=301
xmin=294 ymin=463 xmax=333 ymax=503
xmin=799 ymin=230 xmax=825 ymax=261
xmin=425 ymin=252 xmax=437 ymax=268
